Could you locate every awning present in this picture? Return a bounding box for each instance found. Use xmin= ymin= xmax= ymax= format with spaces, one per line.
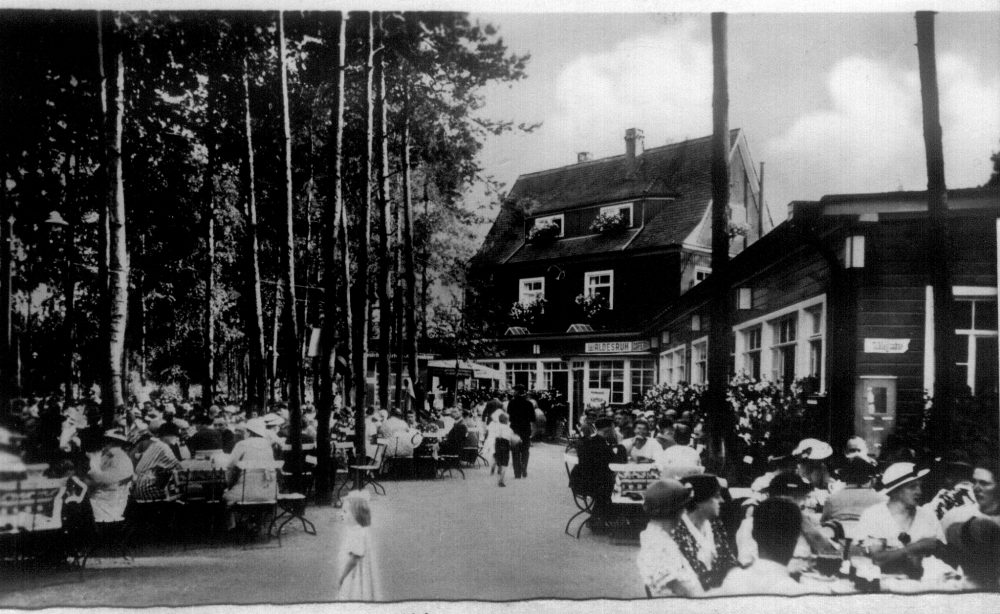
xmin=427 ymin=360 xmax=503 ymax=381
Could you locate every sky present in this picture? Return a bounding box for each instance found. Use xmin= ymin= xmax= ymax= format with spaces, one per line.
xmin=468 ymin=11 xmax=1000 ymax=221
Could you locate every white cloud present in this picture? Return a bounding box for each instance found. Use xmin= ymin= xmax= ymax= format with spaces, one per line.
xmin=546 ymin=19 xmax=713 ymax=161
xmin=764 ymin=54 xmax=1000 ymax=216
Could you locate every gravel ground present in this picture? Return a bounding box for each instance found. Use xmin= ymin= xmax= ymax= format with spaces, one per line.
xmin=0 ymin=442 xmax=642 ymax=606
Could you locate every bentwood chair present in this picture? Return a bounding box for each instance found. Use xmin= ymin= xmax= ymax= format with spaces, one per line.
xmin=563 ymin=453 xmax=593 ymax=539
xmin=347 ymin=443 xmax=387 ymax=496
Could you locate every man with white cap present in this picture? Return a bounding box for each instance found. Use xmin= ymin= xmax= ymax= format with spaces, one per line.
xmin=855 ymin=462 xmax=944 ymax=574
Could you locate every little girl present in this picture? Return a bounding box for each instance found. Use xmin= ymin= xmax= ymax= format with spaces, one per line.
xmin=491 ymin=412 xmax=515 ymax=487
xmin=337 ymin=490 xmax=378 ymax=600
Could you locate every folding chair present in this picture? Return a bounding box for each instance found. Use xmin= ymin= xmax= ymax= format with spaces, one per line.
xmin=348 ymin=443 xmax=387 ymax=495
xmin=436 ymin=455 xmax=465 ymax=480
xmin=269 ymin=469 xmax=317 ymax=545
xmin=230 ymin=460 xmax=281 ymax=546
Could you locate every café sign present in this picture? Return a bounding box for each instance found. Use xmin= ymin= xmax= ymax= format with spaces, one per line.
xmin=585 ymin=340 xmax=650 ymax=354
xmin=863 ymin=338 xmax=910 ymax=354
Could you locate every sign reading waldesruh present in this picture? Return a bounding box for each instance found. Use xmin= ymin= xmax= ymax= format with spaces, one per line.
xmin=587 ymin=389 xmax=611 ymax=408
xmin=863 ymin=338 xmax=910 ymax=353
xmin=585 ymin=340 xmax=650 ymax=353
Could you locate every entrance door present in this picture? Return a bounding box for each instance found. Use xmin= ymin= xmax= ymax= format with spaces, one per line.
xmin=572 ymin=369 xmax=584 ymax=428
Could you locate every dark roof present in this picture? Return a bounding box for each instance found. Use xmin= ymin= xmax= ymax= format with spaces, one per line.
xmin=818 ymin=186 xmax=999 ymax=204
xmin=473 ymin=130 xmax=742 ymax=266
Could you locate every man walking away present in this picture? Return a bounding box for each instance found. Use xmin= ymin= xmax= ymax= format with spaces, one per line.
xmin=507 ymin=385 xmax=535 ymax=479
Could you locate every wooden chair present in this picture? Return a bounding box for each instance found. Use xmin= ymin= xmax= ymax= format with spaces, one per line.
xmin=332 ymin=442 xmax=355 ymax=504
xmin=269 ymin=470 xmax=317 ymax=545
xmin=174 ymin=461 xmax=227 ymax=544
xmin=347 ymin=443 xmax=387 ymax=496
xmin=230 ymin=460 xmax=281 ymax=545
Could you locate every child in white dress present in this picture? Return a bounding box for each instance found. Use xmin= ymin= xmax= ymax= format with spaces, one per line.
xmin=337 ymin=490 xmax=379 ymax=600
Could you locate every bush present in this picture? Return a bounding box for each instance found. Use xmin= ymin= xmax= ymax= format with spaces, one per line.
xmin=643 ymin=382 xmax=705 ymax=424
xmin=528 ymin=219 xmax=561 ymax=243
xmin=508 ymin=297 xmax=546 ymax=328
xmin=589 ymin=211 xmax=628 ymax=234
xmin=574 ymin=292 xmax=609 ymax=322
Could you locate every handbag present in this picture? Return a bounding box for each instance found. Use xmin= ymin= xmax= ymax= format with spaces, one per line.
xmin=509 ymin=432 xmax=523 ymax=447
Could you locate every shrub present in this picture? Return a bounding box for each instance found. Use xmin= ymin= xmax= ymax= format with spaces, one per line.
xmin=528 ymin=219 xmax=561 ymax=243
xmin=574 ymin=292 xmax=608 ymax=321
xmin=643 ymin=382 xmax=705 ymax=424
xmin=508 ymin=297 xmax=546 ymax=328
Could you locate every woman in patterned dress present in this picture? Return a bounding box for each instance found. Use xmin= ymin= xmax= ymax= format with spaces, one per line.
xmin=637 ymin=479 xmax=704 ymax=597
xmin=672 ymin=474 xmax=738 ymax=590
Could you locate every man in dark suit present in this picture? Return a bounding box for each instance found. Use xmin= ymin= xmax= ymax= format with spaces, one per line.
xmin=571 ymin=417 xmax=626 ymax=531
xmin=439 ymin=409 xmax=469 ymax=456
xmin=506 ymin=385 xmax=536 ymax=479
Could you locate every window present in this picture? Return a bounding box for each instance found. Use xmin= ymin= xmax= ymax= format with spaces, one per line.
xmin=743 ymin=326 xmax=762 ymax=380
xmin=630 ymin=359 xmax=656 ymax=402
xmin=954 ymin=297 xmax=998 ymax=395
xmin=585 ymin=270 xmax=614 ymax=309
xmin=807 ymin=306 xmax=823 ymax=381
xmin=599 ymin=203 xmax=632 ymax=227
xmin=660 ymin=346 xmax=687 ymax=385
xmin=505 ymin=361 xmax=536 ymax=390
xmin=694 ymin=266 xmax=712 ymax=287
xmin=771 ymin=314 xmax=798 ymax=388
xmin=542 ymin=361 xmax=568 ymax=390
xmin=518 ymin=277 xmax=544 ymax=305
xmin=692 ymin=339 xmax=708 ymax=384
xmin=534 ymin=214 xmax=565 ymax=237
xmin=588 ymin=360 xmax=625 ymax=404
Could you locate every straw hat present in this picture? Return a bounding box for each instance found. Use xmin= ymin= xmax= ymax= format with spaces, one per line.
xmin=878 ymin=462 xmax=930 ymax=495
xmin=792 ymin=438 xmax=833 ymax=461
xmin=103 ymin=428 xmax=129 ymax=443
xmin=263 ymin=413 xmax=285 ymax=427
xmin=246 ymin=418 xmax=269 ymax=437
xmin=643 ymin=479 xmax=692 ymax=518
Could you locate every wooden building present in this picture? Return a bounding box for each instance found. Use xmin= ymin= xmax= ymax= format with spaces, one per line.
xmin=645 ymin=187 xmax=999 ymax=452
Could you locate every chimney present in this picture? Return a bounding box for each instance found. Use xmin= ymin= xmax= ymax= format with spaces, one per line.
xmin=624 ymin=128 xmax=644 ymax=160
xmin=577 ymin=152 xmax=591 ymax=163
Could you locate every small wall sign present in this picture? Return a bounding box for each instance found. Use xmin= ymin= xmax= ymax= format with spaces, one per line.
xmin=863 ymin=338 xmax=910 ymax=353
xmin=585 ymin=340 xmax=650 ymax=353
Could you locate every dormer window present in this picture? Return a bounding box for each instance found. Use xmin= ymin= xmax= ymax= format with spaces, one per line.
xmin=519 ymin=277 xmax=545 ymax=305
xmin=599 ymin=203 xmax=632 ymax=227
xmin=534 ymin=214 xmax=564 ymax=237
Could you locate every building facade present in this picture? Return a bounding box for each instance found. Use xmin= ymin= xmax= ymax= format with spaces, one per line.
xmin=469 ymin=128 xmax=769 ymax=418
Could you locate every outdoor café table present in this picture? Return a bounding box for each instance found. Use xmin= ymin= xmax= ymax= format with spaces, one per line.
xmin=609 ymin=463 xmax=660 ymax=505
xmin=792 ymin=558 xmax=970 ymax=595
xmin=0 ymin=474 xmax=68 ymax=560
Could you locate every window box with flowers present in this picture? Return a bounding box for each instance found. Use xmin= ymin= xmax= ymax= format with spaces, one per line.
xmin=509 ymin=296 xmax=547 ymax=328
xmin=574 ymin=292 xmax=609 ymax=323
xmin=727 ymin=222 xmax=750 ymax=240
xmin=528 ymin=219 xmax=561 ymax=244
xmin=589 ymin=210 xmax=628 ymax=234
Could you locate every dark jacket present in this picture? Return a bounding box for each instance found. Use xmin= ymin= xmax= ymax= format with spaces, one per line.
xmin=187 ymin=427 xmax=224 ymax=453
xmin=440 ymin=422 xmax=469 ymax=456
xmin=571 ymin=435 xmax=626 ymax=497
xmin=507 ymin=396 xmax=535 ymax=438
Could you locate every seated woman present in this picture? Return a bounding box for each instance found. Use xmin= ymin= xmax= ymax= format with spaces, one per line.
xmin=223 ymin=418 xmax=278 ymax=506
xmin=822 ymin=456 xmax=886 ymax=540
xmin=673 ymin=474 xmax=739 ymax=590
xmin=637 ymin=479 xmax=704 ymax=597
xmin=85 ymin=429 xmax=134 ymax=524
xmin=131 ymin=425 xmax=181 ymax=502
xmin=856 ymin=462 xmax=943 ymax=576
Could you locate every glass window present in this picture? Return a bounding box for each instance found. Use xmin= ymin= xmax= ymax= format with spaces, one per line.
xmin=585 ymin=270 xmax=614 ymax=309
xmin=743 ymin=326 xmax=762 ymax=380
xmin=599 ymin=203 xmax=632 ymax=227
xmin=542 ymin=361 xmax=568 ymax=390
xmin=954 ymin=298 xmax=998 ymax=395
xmin=659 ymin=346 xmax=686 ymax=386
xmin=630 ymin=360 xmax=656 ymax=402
xmin=534 ymin=214 xmax=564 ymax=237
xmin=692 ymin=340 xmax=708 ymax=385
xmin=518 ymin=277 xmax=544 ymax=305
xmin=588 ymin=360 xmax=625 ymax=404
xmin=505 ymin=361 xmax=536 ymax=390
xmin=694 ymin=266 xmax=712 ymax=287
xmin=771 ymin=314 xmax=798 ymax=389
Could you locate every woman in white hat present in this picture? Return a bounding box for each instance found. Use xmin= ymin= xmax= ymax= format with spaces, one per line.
xmin=855 ymin=462 xmax=944 ymax=574
xmin=223 ymin=418 xmax=278 ymax=506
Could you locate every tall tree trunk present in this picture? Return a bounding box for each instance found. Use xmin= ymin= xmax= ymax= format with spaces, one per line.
xmin=62 ymin=153 xmax=78 ymax=403
xmin=137 ymin=233 xmax=146 ymax=388
xmin=707 ymin=12 xmax=733 ymax=462
xmin=317 ymin=11 xmax=347 ymax=501
xmin=401 ymin=86 xmax=423 ymax=417
xmin=200 ymin=82 xmax=220 ymax=408
xmin=101 ymin=12 xmax=128 ymax=423
xmin=95 ymin=11 xmax=112 ymax=425
xmin=270 ymin=281 xmax=281 ymax=403
xmin=240 ymin=52 xmax=267 ymax=416
xmin=0 ymin=177 xmax=11 ymax=415
xmin=339 ymin=200 xmax=353 ymax=404
xmin=420 ymin=181 xmax=429 ymax=342
xmin=349 ymin=11 xmax=374 ymax=458
xmin=393 ymin=195 xmax=404 ymax=409
xmin=916 ymin=11 xmax=956 ymax=451
xmin=277 ymin=11 xmax=303 ymax=468
xmin=374 ymin=12 xmax=392 ymax=412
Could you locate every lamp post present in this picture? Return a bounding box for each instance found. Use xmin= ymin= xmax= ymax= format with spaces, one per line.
xmin=0 ymin=209 xmax=68 ymax=416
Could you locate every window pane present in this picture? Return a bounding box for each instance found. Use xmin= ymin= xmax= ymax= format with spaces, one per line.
xmin=975 ymin=300 xmax=997 ymax=331
xmin=954 ymin=301 xmax=973 ymax=329
xmin=975 ymin=336 xmax=998 ymax=396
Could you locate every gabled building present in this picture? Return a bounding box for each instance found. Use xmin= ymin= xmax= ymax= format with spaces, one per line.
xmin=468 ymin=128 xmax=770 ymax=415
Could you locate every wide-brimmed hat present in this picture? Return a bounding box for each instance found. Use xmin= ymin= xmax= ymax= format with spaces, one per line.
xmin=263 ymin=413 xmax=285 ymax=427
xmin=878 ymin=462 xmax=930 ymax=494
xmin=246 ymin=418 xmax=269 ymax=437
xmin=682 ymin=474 xmax=721 ymax=504
xmin=792 ymin=438 xmax=833 ymax=461
xmin=765 ymin=471 xmax=812 ymax=498
xmin=103 ymin=428 xmax=129 ymax=443
xmin=643 ymin=479 xmax=693 ymax=518
xmin=835 ymin=456 xmax=879 ymax=484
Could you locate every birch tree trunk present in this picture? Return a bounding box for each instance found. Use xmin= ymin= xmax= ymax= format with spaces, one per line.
xmin=374 ymin=12 xmax=392 ymax=412
xmin=916 ymin=11 xmax=956 ymax=450
xmin=401 ymin=86 xmax=423 ymax=417
xmin=277 ymin=11 xmax=303 ymax=466
xmin=200 ymin=76 xmax=220 ymax=407
xmin=101 ymin=11 xmax=128 ymax=422
xmin=240 ymin=53 xmax=267 ymax=416
xmin=317 ymin=11 xmax=347 ymax=500
xmin=707 ymin=12 xmax=733 ymax=462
